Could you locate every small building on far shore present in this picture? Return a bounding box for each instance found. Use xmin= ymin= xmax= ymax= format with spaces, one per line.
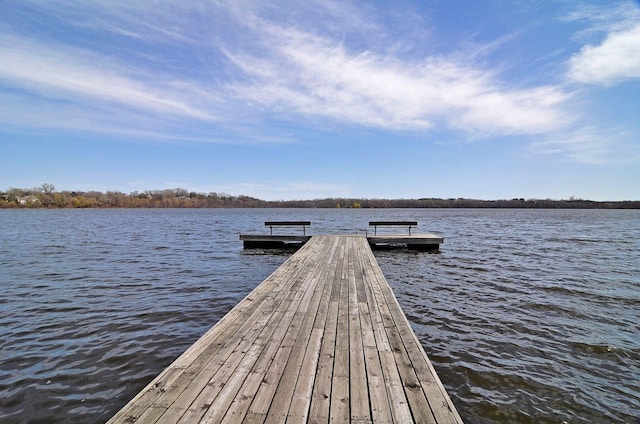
xmin=17 ymin=195 xmax=40 ymax=205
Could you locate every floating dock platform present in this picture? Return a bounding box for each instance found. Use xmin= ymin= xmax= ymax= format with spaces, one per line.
xmin=240 ymin=234 xmax=443 ymax=250
xmin=240 ymin=234 xmax=443 ymax=251
xmin=240 ymin=221 xmax=443 ymax=251
xmin=107 ymin=235 xmax=462 ymax=423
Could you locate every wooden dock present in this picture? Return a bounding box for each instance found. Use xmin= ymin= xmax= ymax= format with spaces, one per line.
xmin=107 ymin=235 xmax=462 ymax=423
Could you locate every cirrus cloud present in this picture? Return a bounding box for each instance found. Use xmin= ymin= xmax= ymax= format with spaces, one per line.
xmin=225 ymin=22 xmax=571 ymax=137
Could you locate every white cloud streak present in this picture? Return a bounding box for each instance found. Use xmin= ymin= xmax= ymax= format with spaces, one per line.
xmin=0 ymin=34 xmax=217 ymax=120
xmin=0 ymin=1 xmax=573 ymax=140
xmin=1 ymin=0 xmax=633 ymax=168
xmin=199 ymin=181 xmax=351 ymax=201
xmin=225 ymin=22 xmax=571 ymax=136
xmin=529 ymin=126 xmax=640 ymax=164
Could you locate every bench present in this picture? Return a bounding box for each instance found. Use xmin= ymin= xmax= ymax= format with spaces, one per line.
xmin=369 ymin=221 xmax=418 ymax=235
xmin=265 ymin=221 xmax=311 ymax=235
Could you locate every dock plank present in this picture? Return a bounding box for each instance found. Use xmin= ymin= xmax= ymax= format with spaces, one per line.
xmin=286 ymin=239 xmax=340 ymax=423
xmin=107 ymin=235 xmax=462 ymax=424
xmin=348 ymin=238 xmax=371 ymax=423
xmin=308 ymin=238 xmax=345 ymax=424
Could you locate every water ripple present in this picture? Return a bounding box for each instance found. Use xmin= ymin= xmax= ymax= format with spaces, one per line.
xmin=0 ymin=208 xmax=638 ymax=423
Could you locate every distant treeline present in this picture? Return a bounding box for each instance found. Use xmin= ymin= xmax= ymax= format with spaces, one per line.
xmin=2 ymin=185 xmax=639 ymax=209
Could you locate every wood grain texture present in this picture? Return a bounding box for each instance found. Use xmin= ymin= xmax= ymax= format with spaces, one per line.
xmin=107 ymin=236 xmax=462 ymax=424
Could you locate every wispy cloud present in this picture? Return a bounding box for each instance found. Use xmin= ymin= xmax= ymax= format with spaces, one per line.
xmin=0 ymin=34 xmax=218 ymax=120
xmin=0 ymin=1 xmax=573 ymax=140
xmin=529 ymin=126 xmax=640 ymax=164
xmin=225 ymin=21 xmax=570 ymax=136
xmin=195 ymin=181 xmax=351 ymax=201
xmin=0 ymin=0 xmax=633 ymax=167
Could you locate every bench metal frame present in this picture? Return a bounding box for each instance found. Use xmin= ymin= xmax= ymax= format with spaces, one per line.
xmin=265 ymin=221 xmax=311 ymax=235
xmin=368 ymin=221 xmax=418 ymax=235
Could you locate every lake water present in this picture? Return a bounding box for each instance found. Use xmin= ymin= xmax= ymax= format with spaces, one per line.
xmin=0 ymin=208 xmax=638 ymax=423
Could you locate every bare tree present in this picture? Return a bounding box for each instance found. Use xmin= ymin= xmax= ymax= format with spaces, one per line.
xmin=41 ymin=183 xmax=55 ymax=194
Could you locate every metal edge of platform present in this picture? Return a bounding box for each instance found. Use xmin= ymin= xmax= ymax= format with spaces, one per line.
xmin=240 ymin=234 xmax=312 ymax=248
xmin=367 ymin=234 xmax=443 ymax=250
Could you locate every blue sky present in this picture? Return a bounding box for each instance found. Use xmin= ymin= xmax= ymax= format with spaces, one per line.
xmin=1 ymin=0 xmax=639 ymax=201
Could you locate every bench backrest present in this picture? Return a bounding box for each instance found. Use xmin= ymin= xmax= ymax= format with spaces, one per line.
xmin=368 ymin=221 xmax=418 ymax=235
xmin=265 ymin=221 xmax=311 ymax=235
xmin=368 ymin=221 xmax=417 ymax=226
xmin=264 ymin=221 xmax=311 ymax=226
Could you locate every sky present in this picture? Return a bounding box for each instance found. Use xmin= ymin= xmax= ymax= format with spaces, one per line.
xmin=1 ymin=0 xmax=639 ymax=201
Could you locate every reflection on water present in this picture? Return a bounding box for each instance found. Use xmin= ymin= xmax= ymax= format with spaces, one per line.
xmin=0 ymin=208 xmax=638 ymax=423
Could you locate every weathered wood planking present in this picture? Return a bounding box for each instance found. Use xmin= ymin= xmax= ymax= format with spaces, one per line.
xmin=107 ymin=235 xmax=463 ymax=424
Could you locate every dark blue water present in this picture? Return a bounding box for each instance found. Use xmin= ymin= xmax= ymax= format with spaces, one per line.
xmin=1 ymin=208 xmax=638 ymax=423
